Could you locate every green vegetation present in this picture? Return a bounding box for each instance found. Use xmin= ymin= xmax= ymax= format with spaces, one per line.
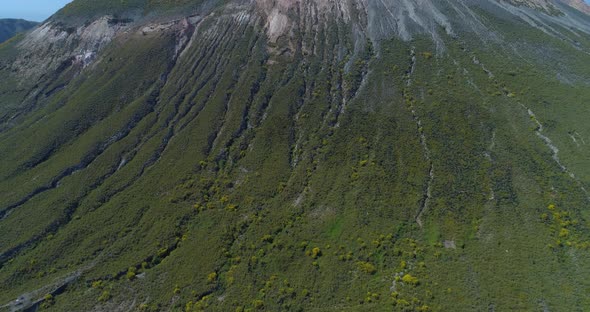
xmin=401 ymin=274 xmax=419 ymax=286
xmin=52 ymin=0 xmax=213 ymax=25
xmin=357 ymin=261 xmax=377 ymax=274
xmin=0 ymin=19 xmax=37 ymax=43
xmin=97 ymin=291 xmax=110 ymax=302
xmin=41 ymin=294 xmax=55 ymax=309
xmin=1 ymin=0 xmax=590 ymax=311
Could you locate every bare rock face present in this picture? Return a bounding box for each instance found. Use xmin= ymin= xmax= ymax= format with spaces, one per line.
xmin=502 ymin=0 xmax=558 ymax=10
xmin=561 ymin=0 xmax=590 ymax=14
xmin=13 ymin=16 xmax=130 ymax=84
xmin=11 ymin=0 xmax=590 ymax=77
xmin=365 ymin=0 xmax=455 ymax=46
xmin=252 ymin=0 xmax=590 ymax=55
xmin=255 ymin=0 xmax=355 ymax=43
xmin=253 ymin=0 xmax=458 ymax=59
xmin=508 ymin=0 xmax=590 ymax=15
xmin=6 ymin=0 xmax=590 ymax=94
xmin=9 ymin=13 xmax=206 ymax=89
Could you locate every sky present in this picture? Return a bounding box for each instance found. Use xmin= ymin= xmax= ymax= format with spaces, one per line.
xmin=0 ymin=0 xmax=73 ymax=22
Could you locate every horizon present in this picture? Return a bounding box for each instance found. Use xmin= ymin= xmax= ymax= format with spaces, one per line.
xmin=0 ymin=0 xmax=72 ymax=22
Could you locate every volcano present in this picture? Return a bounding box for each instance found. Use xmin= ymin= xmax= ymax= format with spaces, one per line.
xmin=1 ymin=0 xmax=590 ymax=311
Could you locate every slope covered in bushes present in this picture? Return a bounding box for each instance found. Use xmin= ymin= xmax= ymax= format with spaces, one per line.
xmin=1 ymin=0 xmax=590 ymax=311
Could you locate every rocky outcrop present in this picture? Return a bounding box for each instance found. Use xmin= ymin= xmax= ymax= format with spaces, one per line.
xmin=501 ymin=0 xmax=560 ymax=13
xmin=12 ymin=16 xmax=130 ymax=83
xmin=252 ymin=0 xmax=590 ymax=55
xmin=561 ymin=0 xmax=590 ymax=14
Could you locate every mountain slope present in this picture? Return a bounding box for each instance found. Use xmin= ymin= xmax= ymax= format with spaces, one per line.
xmin=0 ymin=19 xmax=37 ymax=43
xmin=562 ymin=0 xmax=590 ymax=14
xmin=1 ymin=0 xmax=590 ymax=311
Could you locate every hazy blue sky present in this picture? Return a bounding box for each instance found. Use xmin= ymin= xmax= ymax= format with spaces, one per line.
xmin=0 ymin=0 xmax=73 ymax=22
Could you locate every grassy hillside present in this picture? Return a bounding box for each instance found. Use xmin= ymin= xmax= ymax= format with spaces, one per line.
xmin=0 ymin=19 xmax=37 ymax=43
xmin=1 ymin=0 xmax=590 ymax=311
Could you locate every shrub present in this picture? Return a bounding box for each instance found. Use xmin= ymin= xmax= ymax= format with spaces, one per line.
xmin=402 ymin=274 xmax=419 ymax=286
xmin=301 ymin=289 xmax=309 ymax=297
xmin=98 ymin=290 xmax=110 ymax=302
xmin=357 ymin=261 xmax=377 ymax=274
xmin=250 ymin=256 xmax=258 ymax=266
xmin=207 ymin=272 xmax=217 ymax=283
xmin=126 ymin=271 xmax=136 ymax=280
xmin=311 ymin=247 xmax=322 ymax=258
xmin=91 ymin=280 xmax=104 ymax=289
xmin=559 ymin=228 xmax=569 ymax=238
xmin=189 ymin=295 xmax=211 ymax=311
xmin=157 ymin=248 xmax=168 ymax=258
xmin=395 ymin=299 xmax=410 ymax=306
xmin=261 ymin=235 xmax=274 ymax=243
xmin=41 ymin=294 xmax=55 ymax=309
xmin=421 ymin=52 xmax=433 ymax=59
xmin=127 ymin=267 xmax=137 ymax=280
xmin=365 ymin=291 xmax=380 ymax=302
xmin=252 ymin=300 xmax=264 ymax=309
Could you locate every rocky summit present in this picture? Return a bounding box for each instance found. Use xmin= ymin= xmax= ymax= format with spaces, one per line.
xmin=1 ymin=0 xmax=590 ymax=311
